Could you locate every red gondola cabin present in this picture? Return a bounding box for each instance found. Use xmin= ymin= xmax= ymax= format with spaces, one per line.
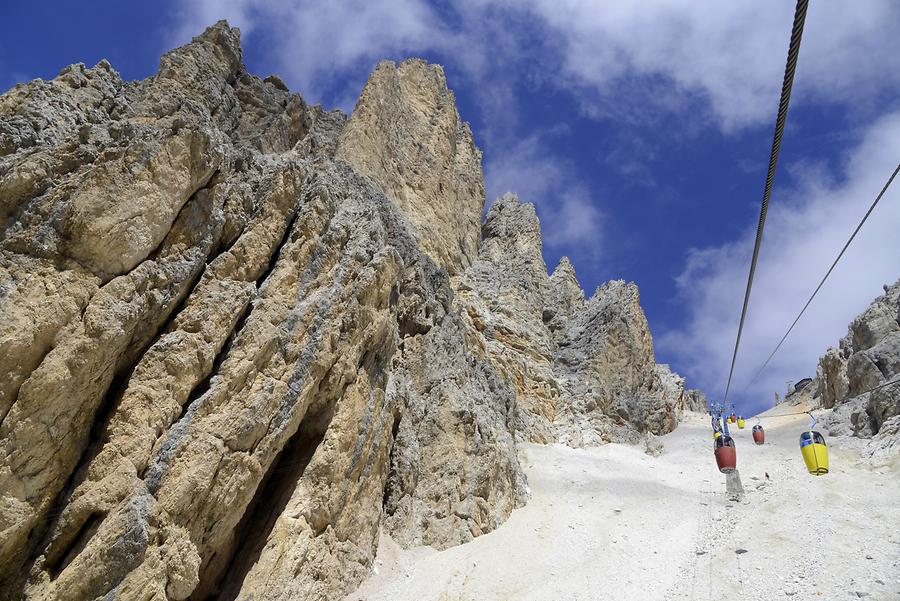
xmin=752 ymin=425 xmax=765 ymax=445
xmin=714 ymin=435 xmax=737 ymax=473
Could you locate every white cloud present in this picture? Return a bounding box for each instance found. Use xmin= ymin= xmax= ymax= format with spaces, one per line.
xmin=171 ymin=0 xmax=260 ymax=46
xmin=541 ymin=188 xmax=604 ymax=250
xmin=484 ymin=131 xmax=565 ymax=204
xmin=171 ymin=1 xmax=900 ymax=127
xmin=517 ymin=0 xmax=900 ymax=130
xmin=658 ymin=111 xmax=900 ymax=415
xmin=484 ymin=130 xmax=604 ymax=253
xmin=170 ymin=0 xmax=456 ymax=110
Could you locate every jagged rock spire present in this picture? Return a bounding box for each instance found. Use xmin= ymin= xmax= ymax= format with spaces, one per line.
xmin=336 ymin=59 xmax=484 ymax=275
xmin=0 ymin=22 xmax=522 ymax=601
xmin=0 ymin=17 xmax=700 ymax=601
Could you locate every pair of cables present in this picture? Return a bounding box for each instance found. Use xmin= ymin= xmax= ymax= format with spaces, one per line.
xmin=722 ymin=0 xmax=899 ymax=404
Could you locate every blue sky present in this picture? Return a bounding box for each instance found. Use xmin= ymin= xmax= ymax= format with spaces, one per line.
xmin=2 ymin=1 xmax=899 ymax=415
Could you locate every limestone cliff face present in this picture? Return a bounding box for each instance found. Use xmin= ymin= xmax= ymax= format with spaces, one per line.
xmin=812 ymin=280 xmax=900 ymax=439
xmin=0 ymin=20 xmax=693 ymax=601
xmin=656 ymin=364 xmax=707 ymax=414
xmin=336 ymin=60 xmax=484 ymax=276
xmin=454 ymin=194 xmax=559 ymax=442
xmin=453 ymin=195 xmax=686 ymax=446
xmin=0 ymin=23 xmax=523 ymax=601
xmin=552 ymin=280 xmax=678 ymax=445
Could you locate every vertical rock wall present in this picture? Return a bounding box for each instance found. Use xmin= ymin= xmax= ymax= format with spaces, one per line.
xmin=0 ymin=23 xmax=524 ymax=601
xmin=453 ymin=195 xmax=686 ymax=446
xmin=0 ymin=20 xmax=693 ymax=601
xmin=336 ymin=60 xmax=484 ymax=276
xmin=814 ymin=280 xmax=900 ymax=438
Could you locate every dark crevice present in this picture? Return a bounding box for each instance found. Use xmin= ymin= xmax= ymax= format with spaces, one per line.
xmin=20 ymin=358 xmax=138 ymax=584
xmin=381 ymin=412 xmax=403 ymax=515
xmin=255 ymin=205 xmax=300 ymax=290
xmin=0 ymin=267 xmax=98 ymax=432
xmin=137 ymin=186 xmax=299 ymax=476
xmin=87 ymin=366 xmax=138 ymax=462
xmin=120 ymin=177 xmax=229 ymax=368
xmin=45 ymin=512 xmax=105 ymax=580
xmin=187 ymin=301 xmax=251 ymax=421
xmin=192 ymin=398 xmax=337 ymax=601
xmin=873 ymin=357 xmax=891 ymax=380
xmin=133 ymin=263 xmax=207 ymax=361
xmin=139 ymin=293 xmax=256 ymax=481
xmin=208 ymin=218 xmax=247 ymax=266
xmin=0 ymin=338 xmax=53 ymax=429
xmin=204 ymin=225 xmax=239 ymax=269
xmin=4 ymin=178 xmax=229 ymax=585
xmin=145 ymin=168 xmax=221 ymax=267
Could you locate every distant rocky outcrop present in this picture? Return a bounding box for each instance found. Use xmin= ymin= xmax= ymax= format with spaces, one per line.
xmin=780 ymin=377 xmax=817 ymax=406
xmin=0 ymin=21 xmax=696 ymax=601
xmin=657 ymin=364 xmax=708 ymax=413
xmin=816 ymin=280 xmax=900 ymax=440
xmin=782 ymin=281 xmax=900 ymax=448
xmin=552 ymin=280 xmax=678 ymax=445
xmin=454 ymin=195 xmax=688 ymax=446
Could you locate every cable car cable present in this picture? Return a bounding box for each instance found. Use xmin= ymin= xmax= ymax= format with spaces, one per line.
xmin=723 ymin=0 xmax=810 ymax=403
xmin=745 ymin=163 xmax=900 ymax=388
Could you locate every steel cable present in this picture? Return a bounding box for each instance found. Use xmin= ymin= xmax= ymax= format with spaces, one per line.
xmin=745 ymin=163 xmax=900 ymax=388
xmin=723 ymin=0 xmax=810 ymax=402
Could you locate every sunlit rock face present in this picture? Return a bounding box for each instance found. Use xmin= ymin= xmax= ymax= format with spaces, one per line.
xmin=0 ymin=20 xmax=689 ymax=601
xmin=453 ymin=195 xmax=683 ymax=446
xmin=336 ymin=58 xmax=484 ymax=277
xmin=815 ymin=279 xmax=900 ymax=440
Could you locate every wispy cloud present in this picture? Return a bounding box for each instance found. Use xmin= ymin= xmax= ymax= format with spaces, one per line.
xmin=484 ymin=129 xmax=604 ymax=253
xmin=169 ymin=0 xmax=456 ymax=111
xmin=658 ymin=111 xmax=900 ymax=414
xmin=170 ymin=1 xmax=900 ymax=127
xmin=516 ymin=0 xmax=900 ymax=131
xmin=541 ymin=188 xmax=604 ymax=251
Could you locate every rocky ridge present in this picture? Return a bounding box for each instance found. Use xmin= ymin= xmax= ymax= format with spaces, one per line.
xmin=782 ymin=280 xmax=900 ymax=448
xmin=0 ymin=22 xmax=695 ymax=601
xmin=453 ymin=194 xmax=702 ymax=447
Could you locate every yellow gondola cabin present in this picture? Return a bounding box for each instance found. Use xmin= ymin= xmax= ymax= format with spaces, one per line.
xmin=800 ymin=430 xmax=828 ymax=475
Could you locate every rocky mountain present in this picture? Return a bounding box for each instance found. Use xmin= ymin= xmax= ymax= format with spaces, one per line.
xmin=815 ymin=280 xmax=900 ymax=438
xmin=0 ymin=22 xmax=696 ymax=601
xmin=782 ymin=280 xmax=900 ymax=445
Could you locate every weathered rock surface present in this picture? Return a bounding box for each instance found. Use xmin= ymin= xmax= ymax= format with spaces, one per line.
xmin=781 ymin=377 xmax=817 ymax=407
xmin=553 ymin=280 xmax=678 ymax=446
xmin=0 ymin=22 xmax=525 ymax=601
xmin=453 ymin=194 xmax=559 ymax=442
xmin=453 ymin=195 xmax=685 ymax=446
xmin=816 ymin=348 xmax=849 ymax=409
xmin=809 ymin=280 xmax=900 ymax=440
xmin=0 ymin=20 xmax=695 ymax=601
xmin=545 ymin=256 xmax=586 ymax=342
xmin=683 ymin=389 xmax=709 ymax=413
xmin=861 ymin=415 xmax=900 ymax=468
xmin=657 ymin=364 xmax=707 ymax=413
xmin=336 ymin=59 xmax=484 ymax=276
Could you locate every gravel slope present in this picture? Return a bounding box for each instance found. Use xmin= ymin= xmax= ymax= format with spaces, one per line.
xmin=345 ymin=409 xmax=900 ymax=601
